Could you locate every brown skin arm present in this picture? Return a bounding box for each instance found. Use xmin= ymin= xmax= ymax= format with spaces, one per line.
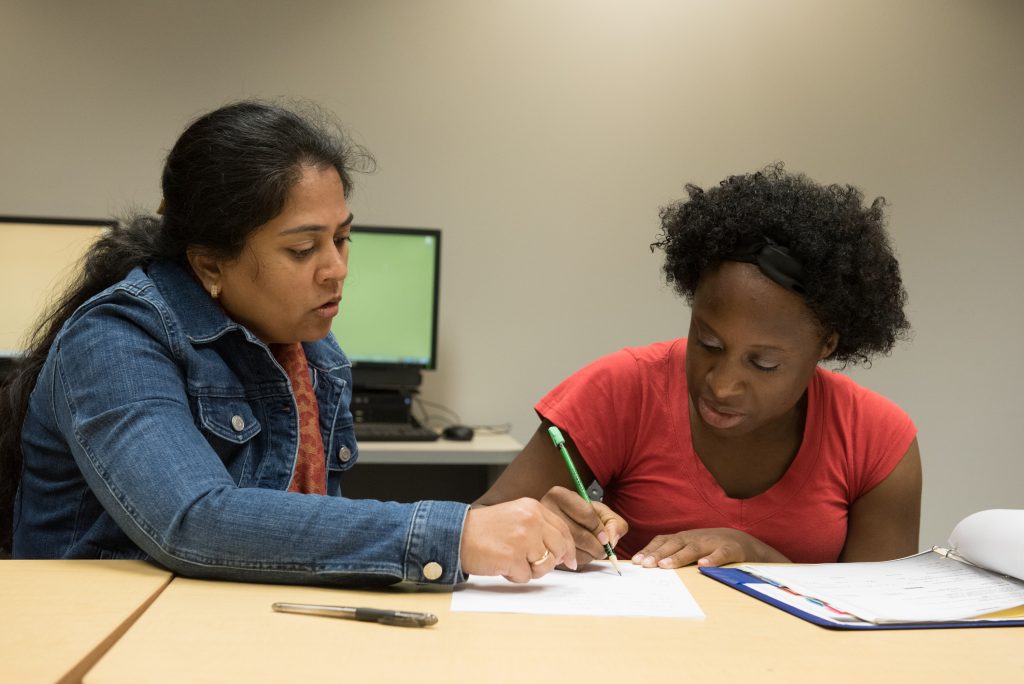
xmin=838 ymin=437 xmax=922 ymax=561
xmin=475 ymin=421 xmax=628 ymax=565
xmin=637 ymin=440 xmax=922 ymax=568
xmin=477 ymin=421 xmax=581 ymax=502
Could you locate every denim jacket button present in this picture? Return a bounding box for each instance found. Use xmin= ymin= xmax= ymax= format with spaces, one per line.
xmin=423 ymin=562 xmax=443 ymax=581
xmin=230 ymin=415 xmax=245 ymax=432
xmin=338 ymin=446 xmax=352 ymax=462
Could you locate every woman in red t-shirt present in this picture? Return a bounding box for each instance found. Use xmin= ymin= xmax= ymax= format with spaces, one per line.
xmin=477 ymin=163 xmax=921 ymax=569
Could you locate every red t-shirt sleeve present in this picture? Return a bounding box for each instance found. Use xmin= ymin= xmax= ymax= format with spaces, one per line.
xmin=534 ymin=348 xmax=644 ymax=487
xmin=834 ymin=375 xmax=918 ymax=500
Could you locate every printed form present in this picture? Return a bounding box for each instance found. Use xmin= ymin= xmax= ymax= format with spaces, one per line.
xmin=743 ymin=551 xmax=1024 ymax=623
xmin=450 ymin=562 xmax=704 ymax=619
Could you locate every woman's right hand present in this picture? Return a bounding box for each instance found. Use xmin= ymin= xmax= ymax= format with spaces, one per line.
xmin=460 ymin=498 xmax=577 ymax=582
xmin=540 ymin=486 xmax=628 ymax=566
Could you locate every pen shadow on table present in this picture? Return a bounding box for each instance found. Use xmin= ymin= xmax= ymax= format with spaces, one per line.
xmin=451 ymin=564 xmax=612 ymax=595
xmin=363 ymin=565 xmax=615 ymax=596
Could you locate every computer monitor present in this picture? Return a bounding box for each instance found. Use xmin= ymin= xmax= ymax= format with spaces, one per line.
xmin=0 ymin=216 xmax=112 ymax=362
xmin=331 ymin=226 xmax=441 ymax=390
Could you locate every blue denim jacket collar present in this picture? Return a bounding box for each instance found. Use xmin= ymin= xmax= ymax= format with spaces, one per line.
xmin=145 ymin=260 xmax=349 ymax=375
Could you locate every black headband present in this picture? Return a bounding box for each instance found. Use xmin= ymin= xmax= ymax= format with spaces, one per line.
xmin=725 ymin=237 xmax=806 ymax=295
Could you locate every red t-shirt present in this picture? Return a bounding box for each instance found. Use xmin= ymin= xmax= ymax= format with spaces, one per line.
xmin=535 ymin=339 xmax=917 ymax=563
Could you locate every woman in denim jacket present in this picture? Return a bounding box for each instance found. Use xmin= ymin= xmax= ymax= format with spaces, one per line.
xmin=0 ymin=101 xmax=574 ymax=586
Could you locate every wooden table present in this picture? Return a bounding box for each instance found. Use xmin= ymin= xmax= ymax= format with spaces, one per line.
xmin=82 ymin=566 xmax=1019 ymax=684
xmin=0 ymin=560 xmax=171 ymax=684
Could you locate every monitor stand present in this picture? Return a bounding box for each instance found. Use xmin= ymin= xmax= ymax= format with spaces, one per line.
xmin=351 ymin=388 xmax=416 ymax=425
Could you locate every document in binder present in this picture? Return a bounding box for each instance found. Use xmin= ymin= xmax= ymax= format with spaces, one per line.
xmin=700 ymin=509 xmax=1024 ymax=630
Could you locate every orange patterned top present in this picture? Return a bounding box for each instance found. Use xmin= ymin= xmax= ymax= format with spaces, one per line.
xmin=272 ymin=343 xmax=327 ymax=495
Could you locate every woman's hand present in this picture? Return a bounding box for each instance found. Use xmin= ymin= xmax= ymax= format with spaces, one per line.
xmin=632 ymin=528 xmax=789 ymax=568
xmin=460 ymin=498 xmax=577 ymax=582
xmin=539 ymin=486 xmax=628 ymax=567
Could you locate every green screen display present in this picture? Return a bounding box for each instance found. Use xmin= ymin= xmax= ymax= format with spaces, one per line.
xmin=331 ymin=227 xmax=439 ymax=368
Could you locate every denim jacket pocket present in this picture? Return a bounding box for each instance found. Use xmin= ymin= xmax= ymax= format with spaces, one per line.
xmin=195 ymin=396 xmax=264 ymax=484
xmin=196 ymin=397 xmax=262 ymax=444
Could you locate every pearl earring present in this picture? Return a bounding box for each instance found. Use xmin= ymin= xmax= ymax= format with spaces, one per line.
xmin=210 ymin=284 xmax=221 ymax=299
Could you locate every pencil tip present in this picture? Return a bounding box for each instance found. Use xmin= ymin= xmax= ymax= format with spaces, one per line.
xmin=609 ymin=554 xmax=622 ymax=576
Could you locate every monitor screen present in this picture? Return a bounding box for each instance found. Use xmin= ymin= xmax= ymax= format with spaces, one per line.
xmin=331 ymin=226 xmax=440 ymax=369
xmin=0 ymin=216 xmax=112 ymax=357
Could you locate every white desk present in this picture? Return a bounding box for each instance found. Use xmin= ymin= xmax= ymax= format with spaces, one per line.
xmin=356 ymin=432 xmax=522 ymax=465
xmin=347 ymin=433 xmax=522 ymax=501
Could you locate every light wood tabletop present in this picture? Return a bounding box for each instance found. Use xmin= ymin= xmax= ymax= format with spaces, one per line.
xmin=1 ymin=560 xmax=171 ymax=684
xmin=82 ymin=565 xmax=1020 ymax=684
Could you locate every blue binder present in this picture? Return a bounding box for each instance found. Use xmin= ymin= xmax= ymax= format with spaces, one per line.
xmin=699 ymin=566 xmax=1024 ymax=630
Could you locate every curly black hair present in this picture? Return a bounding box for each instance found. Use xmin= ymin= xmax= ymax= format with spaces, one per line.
xmin=651 ymin=163 xmax=910 ymax=365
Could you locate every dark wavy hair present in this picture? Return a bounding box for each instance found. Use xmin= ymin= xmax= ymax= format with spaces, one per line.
xmin=651 ymin=163 xmax=910 ymax=365
xmin=0 ymin=100 xmax=373 ymax=555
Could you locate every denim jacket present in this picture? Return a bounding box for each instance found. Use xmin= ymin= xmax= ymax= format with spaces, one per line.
xmin=14 ymin=260 xmax=468 ymax=586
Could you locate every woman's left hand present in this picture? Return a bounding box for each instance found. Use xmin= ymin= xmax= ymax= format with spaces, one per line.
xmin=631 ymin=528 xmax=789 ymax=568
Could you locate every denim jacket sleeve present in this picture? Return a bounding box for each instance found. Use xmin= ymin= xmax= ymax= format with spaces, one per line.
xmin=46 ymin=294 xmax=469 ymax=587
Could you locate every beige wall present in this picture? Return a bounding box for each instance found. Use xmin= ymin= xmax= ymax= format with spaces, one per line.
xmin=2 ymin=0 xmax=1021 ymax=548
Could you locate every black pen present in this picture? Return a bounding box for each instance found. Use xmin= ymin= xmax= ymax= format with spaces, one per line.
xmin=272 ymin=602 xmax=438 ymax=627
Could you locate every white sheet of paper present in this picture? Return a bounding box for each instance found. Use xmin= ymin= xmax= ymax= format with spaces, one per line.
xmin=949 ymin=509 xmax=1024 ymax=581
xmin=450 ymin=562 xmax=704 ymax=619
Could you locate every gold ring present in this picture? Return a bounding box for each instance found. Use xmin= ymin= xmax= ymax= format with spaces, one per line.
xmin=531 ymin=549 xmax=551 ymax=566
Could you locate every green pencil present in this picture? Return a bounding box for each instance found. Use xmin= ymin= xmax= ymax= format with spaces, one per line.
xmin=547 ymin=426 xmax=622 ymax=576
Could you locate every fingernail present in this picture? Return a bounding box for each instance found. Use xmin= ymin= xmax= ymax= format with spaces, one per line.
xmin=658 ymin=558 xmax=673 ymax=568
xmin=642 ymin=555 xmax=657 ymax=567
xmin=632 ymin=553 xmax=643 ymax=564
xmin=597 ymin=531 xmax=609 ymax=545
